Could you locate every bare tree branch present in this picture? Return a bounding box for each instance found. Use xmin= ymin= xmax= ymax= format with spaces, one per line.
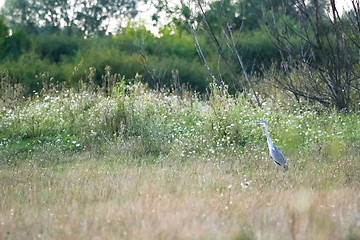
xmin=196 ymin=0 xmax=247 ymax=95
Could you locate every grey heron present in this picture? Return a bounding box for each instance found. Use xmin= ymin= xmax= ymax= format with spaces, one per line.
xmin=257 ymin=121 xmax=289 ymax=171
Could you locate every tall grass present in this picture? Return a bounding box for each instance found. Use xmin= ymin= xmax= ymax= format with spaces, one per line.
xmin=0 ymin=152 xmax=359 ymax=239
xmin=0 ymin=70 xmax=359 ymax=239
xmin=2 ymin=72 xmax=360 ymax=163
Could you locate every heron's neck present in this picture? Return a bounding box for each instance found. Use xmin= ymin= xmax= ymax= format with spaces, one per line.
xmin=264 ymin=125 xmax=274 ymax=149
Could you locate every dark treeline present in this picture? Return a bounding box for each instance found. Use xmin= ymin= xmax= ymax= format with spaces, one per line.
xmin=0 ymin=20 xmax=210 ymax=92
xmin=0 ymin=0 xmax=360 ymax=110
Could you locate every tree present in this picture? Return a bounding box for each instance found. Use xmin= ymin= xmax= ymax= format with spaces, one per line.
xmin=178 ymin=0 xmax=263 ymax=106
xmin=75 ymin=0 xmax=141 ymax=35
xmin=0 ymin=18 xmax=9 ymax=58
xmin=1 ymin=0 xmax=146 ymax=35
xmin=266 ymin=0 xmax=360 ymax=110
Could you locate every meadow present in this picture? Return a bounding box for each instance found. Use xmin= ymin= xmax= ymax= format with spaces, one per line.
xmin=0 ymin=74 xmax=359 ymax=239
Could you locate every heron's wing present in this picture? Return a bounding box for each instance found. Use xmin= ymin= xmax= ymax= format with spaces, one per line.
xmin=270 ymin=146 xmax=287 ymax=166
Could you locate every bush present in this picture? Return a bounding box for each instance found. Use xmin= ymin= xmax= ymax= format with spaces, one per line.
xmin=1 ymin=76 xmax=359 ymax=165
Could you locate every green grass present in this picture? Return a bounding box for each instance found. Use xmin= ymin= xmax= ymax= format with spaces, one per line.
xmin=0 ymin=82 xmax=359 ymax=239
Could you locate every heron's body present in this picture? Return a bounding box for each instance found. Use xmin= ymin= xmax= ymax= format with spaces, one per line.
xmin=257 ymin=121 xmax=288 ymax=171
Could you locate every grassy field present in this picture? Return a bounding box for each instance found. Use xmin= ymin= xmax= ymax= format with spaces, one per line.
xmin=1 ymin=151 xmax=359 ymax=239
xmin=1 ymin=80 xmax=359 ymax=239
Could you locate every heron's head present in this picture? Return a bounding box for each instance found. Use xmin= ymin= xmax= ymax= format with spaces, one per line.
xmin=256 ymin=121 xmax=269 ymax=129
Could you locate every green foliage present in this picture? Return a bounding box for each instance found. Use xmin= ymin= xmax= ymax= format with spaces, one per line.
xmin=36 ymin=32 xmax=79 ymax=62
xmin=1 ymin=78 xmax=360 ymax=167
xmin=236 ymin=27 xmax=279 ymax=70
xmin=1 ymin=0 xmax=144 ymax=36
xmin=0 ymin=1 xmax=359 ymax=111
xmin=1 ymin=51 xmax=51 ymax=91
xmin=0 ymin=18 xmax=9 ymax=57
xmin=0 ymin=22 xmax=210 ymax=94
xmin=3 ymin=27 xmax=31 ymax=59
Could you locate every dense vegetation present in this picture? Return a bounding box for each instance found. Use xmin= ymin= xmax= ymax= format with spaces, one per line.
xmin=0 ymin=77 xmax=359 ymax=239
xmin=1 ymin=0 xmax=359 ymax=110
xmin=2 ymin=73 xmax=360 ymax=163
xmin=0 ymin=0 xmax=359 ymax=239
xmin=0 ymin=21 xmax=210 ymax=92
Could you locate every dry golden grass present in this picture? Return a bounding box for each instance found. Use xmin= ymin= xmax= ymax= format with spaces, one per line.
xmin=0 ymin=152 xmax=359 ymax=240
